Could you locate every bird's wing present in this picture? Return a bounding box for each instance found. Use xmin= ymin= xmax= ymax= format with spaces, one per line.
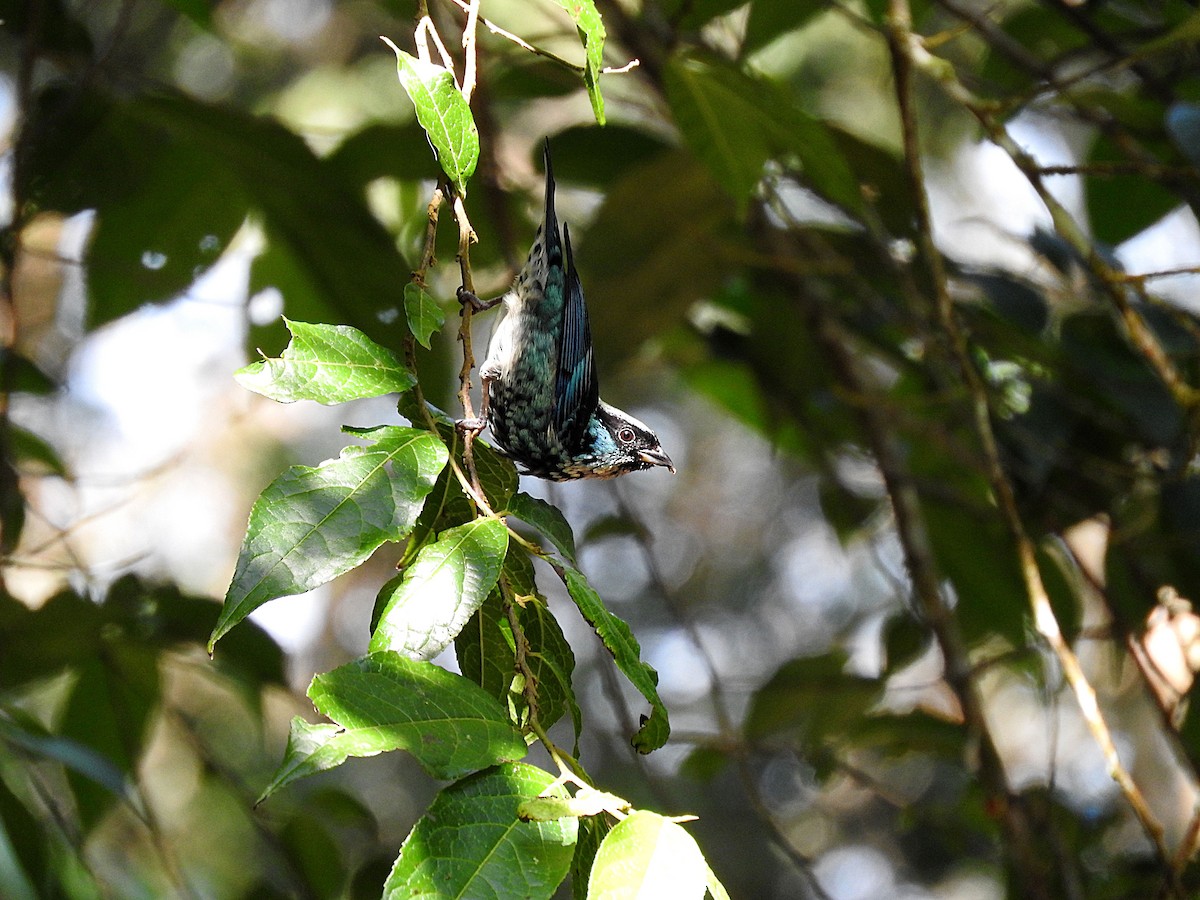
xmin=553 ymin=221 xmax=600 ymax=444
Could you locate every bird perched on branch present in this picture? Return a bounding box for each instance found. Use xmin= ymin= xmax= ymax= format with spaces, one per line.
xmin=458 ymin=140 xmax=674 ymax=481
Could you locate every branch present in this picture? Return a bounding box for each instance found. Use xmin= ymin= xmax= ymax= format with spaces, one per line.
xmin=460 ymin=0 xmax=481 ymax=102
xmin=445 ymin=0 xmax=640 ymax=77
xmin=887 ymin=5 xmax=1182 ymax=888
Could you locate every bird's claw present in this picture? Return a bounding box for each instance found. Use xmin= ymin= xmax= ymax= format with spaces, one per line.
xmin=457 ymin=286 xmax=501 ymax=314
xmin=457 ymin=416 xmax=487 ymax=435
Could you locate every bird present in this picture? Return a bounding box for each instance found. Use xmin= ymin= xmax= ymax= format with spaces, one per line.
xmin=457 ymin=140 xmax=674 ymax=481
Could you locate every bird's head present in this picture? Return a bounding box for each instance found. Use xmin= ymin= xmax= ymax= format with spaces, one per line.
xmin=566 ymin=401 xmax=674 ymax=479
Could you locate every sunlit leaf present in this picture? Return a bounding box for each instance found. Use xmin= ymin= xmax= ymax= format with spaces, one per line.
xmin=588 ymin=811 xmax=708 ymax=900
xmin=382 ymin=38 xmax=478 ymax=196
xmin=519 ymin=787 xmax=629 ymax=821
xmin=259 ymin=653 xmax=525 ymax=800
xmin=235 ymin=319 xmax=414 ymax=404
xmin=456 ymin=548 xmax=579 ymax=741
xmin=211 ymin=426 xmax=447 ymax=650
xmin=554 ymin=0 xmax=607 ymax=124
xmin=371 ymin=516 xmax=509 ymax=660
xmin=384 ymin=763 xmax=577 ymax=899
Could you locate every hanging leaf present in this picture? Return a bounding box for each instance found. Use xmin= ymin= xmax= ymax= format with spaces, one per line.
xmin=505 ymin=492 xmax=577 ymax=563
xmin=382 ymin=38 xmax=479 ymax=196
xmin=554 ymin=0 xmax=608 ymax=124
xmin=403 ymin=283 xmax=445 ymax=349
xmin=563 ymin=566 xmax=669 ymax=752
xmin=384 ymin=763 xmax=577 ymax=899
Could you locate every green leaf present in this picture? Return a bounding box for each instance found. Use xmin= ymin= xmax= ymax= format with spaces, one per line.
xmin=279 ymin=810 xmax=346 ymax=899
xmin=25 ymin=89 xmax=412 ymax=344
xmin=259 ymin=653 xmax=526 ymax=799
xmin=516 ymin=589 xmax=581 ymax=743
xmin=563 ymin=566 xmax=669 ymax=752
xmin=706 ymin=863 xmax=732 ymax=900
xmin=588 ymin=811 xmax=708 ymax=900
xmin=384 ymin=763 xmax=577 ymax=899
xmin=257 ymin=718 xmax=343 ymax=804
xmin=662 ymin=0 xmax=749 ymax=30
xmin=0 ymin=774 xmax=46 ymax=900
xmin=580 ymin=153 xmax=737 ymax=366
xmin=456 ymin=548 xmax=580 ymax=742
xmin=60 ymin=644 xmax=160 ymax=828
xmin=7 ymin=424 xmax=66 ymax=476
xmin=665 ymin=56 xmax=861 ymax=215
xmin=0 ymin=591 xmax=102 ymax=688
xmin=408 ymin=404 xmax=520 ymax=513
xmin=543 ymin=125 xmax=672 ymax=187
xmin=473 ymin=440 xmax=520 ymax=511
xmin=743 ymin=1 xmax=825 ymax=55
xmin=505 ymin=492 xmax=577 ymax=563
xmin=0 ymin=710 xmax=140 ymax=817
xmin=210 ymin=425 xmax=447 ymax=650
xmin=158 ymin=0 xmax=214 ymax=27
xmin=371 ymin=516 xmax=509 ymax=659
xmin=4 ymin=353 xmax=56 ymax=394
xmin=1084 ymin=135 xmax=1178 ymax=245
xmin=235 ymin=319 xmax=415 ymax=405
xmin=403 ymin=283 xmax=444 ymax=349
xmin=555 ymin=0 xmax=607 ymax=124
xmin=381 ymin=38 xmax=479 ymax=196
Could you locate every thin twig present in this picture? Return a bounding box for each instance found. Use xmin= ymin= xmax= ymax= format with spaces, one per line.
xmin=415 ymin=14 xmax=456 ymax=72
xmin=1037 ymin=162 xmax=1199 ymax=180
xmin=449 ymin=193 xmax=487 ymax=500
xmin=445 ymin=0 xmax=640 ymax=76
xmin=460 ymin=0 xmax=481 ymax=102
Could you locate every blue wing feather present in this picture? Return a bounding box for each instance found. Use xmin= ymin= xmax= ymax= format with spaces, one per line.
xmin=553 ymin=221 xmax=599 ymax=444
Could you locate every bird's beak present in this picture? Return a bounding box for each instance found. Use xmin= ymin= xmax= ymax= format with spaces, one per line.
xmin=639 ymin=448 xmax=675 ymax=474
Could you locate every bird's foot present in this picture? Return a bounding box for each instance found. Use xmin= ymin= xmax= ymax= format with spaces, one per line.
xmin=456 ymin=416 xmax=487 ymax=436
xmin=457 ymin=286 xmax=502 ymax=314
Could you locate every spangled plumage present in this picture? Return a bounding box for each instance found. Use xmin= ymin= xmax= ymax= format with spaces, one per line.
xmin=469 ymin=141 xmax=674 ymax=481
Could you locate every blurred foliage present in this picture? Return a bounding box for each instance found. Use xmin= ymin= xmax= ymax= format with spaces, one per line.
xmin=3 ymin=0 xmax=1200 ymax=897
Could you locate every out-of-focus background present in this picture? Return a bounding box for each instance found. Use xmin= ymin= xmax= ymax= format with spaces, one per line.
xmin=4 ymin=0 xmax=1200 ymax=897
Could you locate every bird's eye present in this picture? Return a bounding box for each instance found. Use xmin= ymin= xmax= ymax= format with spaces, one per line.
xmin=617 ymin=427 xmax=636 ymax=444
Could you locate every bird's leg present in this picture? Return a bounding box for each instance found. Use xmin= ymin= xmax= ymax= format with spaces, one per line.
xmin=456 ymin=365 xmax=497 ymax=435
xmin=457 ymin=285 xmax=503 ymax=313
